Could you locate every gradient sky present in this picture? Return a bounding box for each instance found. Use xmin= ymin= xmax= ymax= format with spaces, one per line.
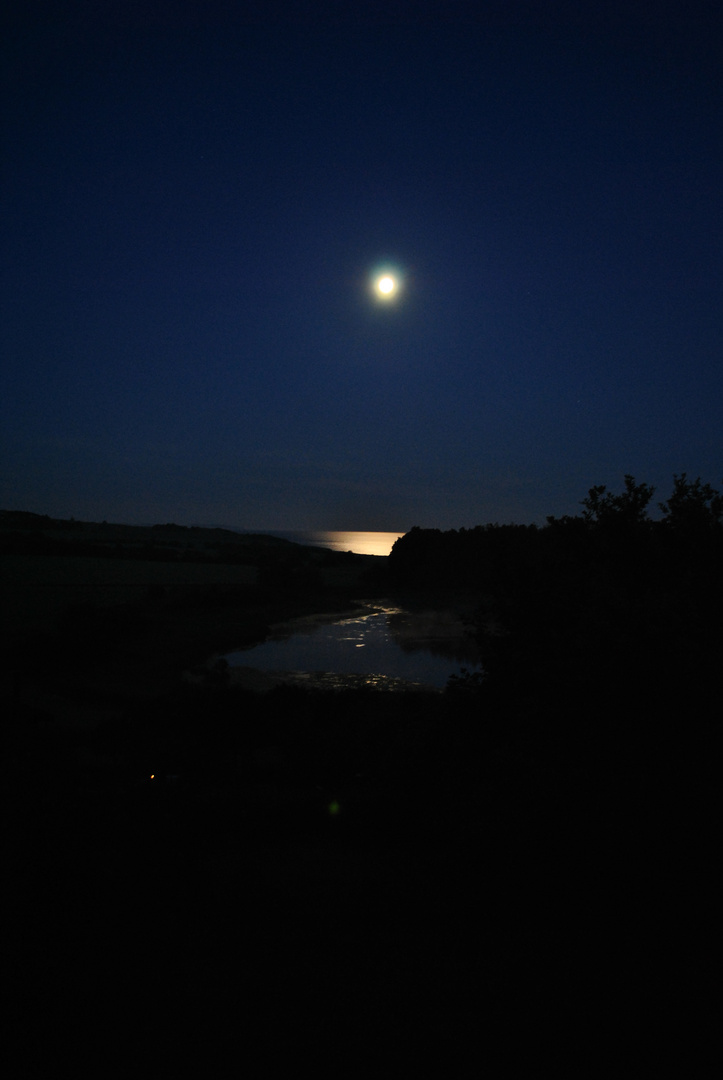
xmin=3 ymin=1 xmax=722 ymax=530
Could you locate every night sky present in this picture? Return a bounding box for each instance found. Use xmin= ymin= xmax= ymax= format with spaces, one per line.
xmin=3 ymin=1 xmax=722 ymax=531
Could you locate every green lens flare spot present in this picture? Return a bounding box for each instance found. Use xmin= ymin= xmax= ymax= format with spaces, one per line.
xmin=328 ymin=800 xmax=341 ymax=816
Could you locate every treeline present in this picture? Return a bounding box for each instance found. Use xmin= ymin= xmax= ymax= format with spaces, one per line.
xmin=389 ymin=474 xmax=722 ymax=590
xmin=391 ymin=474 xmax=723 ymax=741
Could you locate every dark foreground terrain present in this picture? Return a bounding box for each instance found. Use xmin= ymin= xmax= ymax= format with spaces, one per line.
xmin=1 ymin=495 xmax=717 ymax=1067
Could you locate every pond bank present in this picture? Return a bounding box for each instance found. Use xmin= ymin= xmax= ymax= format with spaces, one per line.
xmin=224 ymin=667 xmax=443 ymax=693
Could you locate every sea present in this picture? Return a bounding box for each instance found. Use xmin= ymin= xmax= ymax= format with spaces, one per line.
xmin=262 ymin=530 xmax=406 ymax=558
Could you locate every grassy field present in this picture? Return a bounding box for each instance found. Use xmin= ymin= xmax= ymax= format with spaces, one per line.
xmin=1 ymin=546 xmax=383 ymax=623
xmin=1 ymin=555 xmax=259 ymax=636
xmin=1 ymin=543 xmax=386 ymax=724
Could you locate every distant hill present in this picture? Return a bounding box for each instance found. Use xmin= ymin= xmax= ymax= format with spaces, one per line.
xmin=0 ymin=510 xmax=306 ymax=563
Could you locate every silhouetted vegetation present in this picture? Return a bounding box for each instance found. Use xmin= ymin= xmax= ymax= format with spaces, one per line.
xmin=391 ymin=473 xmax=722 ymax=746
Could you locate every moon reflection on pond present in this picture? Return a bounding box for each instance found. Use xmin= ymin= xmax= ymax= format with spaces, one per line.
xmin=223 ymin=603 xmax=481 ymax=691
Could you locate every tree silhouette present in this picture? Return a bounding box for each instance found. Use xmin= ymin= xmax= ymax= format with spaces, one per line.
xmin=580 ymin=474 xmax=655 ymax=528
xmin=658 ymin=473 xmax=723 ymax=533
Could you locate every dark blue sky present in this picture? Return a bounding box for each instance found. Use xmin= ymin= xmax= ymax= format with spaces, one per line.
xmin=3 ymin=1 xmax=722 ymax=530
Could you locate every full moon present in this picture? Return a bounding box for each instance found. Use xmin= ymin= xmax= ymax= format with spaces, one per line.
xmin=375 ymin=274 xmax=398 ymax=298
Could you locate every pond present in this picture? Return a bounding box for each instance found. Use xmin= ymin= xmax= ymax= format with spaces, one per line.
xmin=223 ymin=600 xmax=482 ymax=692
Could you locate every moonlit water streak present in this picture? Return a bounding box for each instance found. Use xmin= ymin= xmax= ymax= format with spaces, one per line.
xmin=271 ymin=531 xmax=405 ymax=557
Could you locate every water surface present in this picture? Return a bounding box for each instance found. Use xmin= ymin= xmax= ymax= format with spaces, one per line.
xmin=266 ymin=531 xmax=405 ymax=557
xmin=224 ymin=601 xmax=481 ymax=691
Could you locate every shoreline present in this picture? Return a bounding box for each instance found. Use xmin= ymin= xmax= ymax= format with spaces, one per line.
xmin=223 ymin=666 xmax=443 ymax=694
